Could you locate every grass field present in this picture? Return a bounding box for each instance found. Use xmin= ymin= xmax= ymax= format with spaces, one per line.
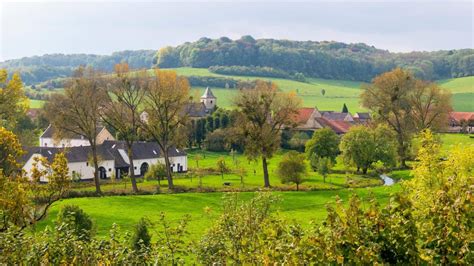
xmin=34 ymin=133 xmax=471 ymax=240
xmin=36 ymin=185 xmax=401 ymax=240
xmin=27 ymin=68 xmax=472 ymax=111
xmin=166 ymin=67 xmax=366 ymax=112
xmin=29 ymin=99 xmax=45 ymax=108
xmin=164 ymin=67 xmax=473 ymax=112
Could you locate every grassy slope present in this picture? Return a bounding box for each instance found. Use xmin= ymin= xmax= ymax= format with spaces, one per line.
xmin=37 ymin=185 xmax=400 ymax=240
xmin=166 ymin=67 xmax=365 ymax=112
xmin=166 ymin=67 xmax=473 ymax=112
xmin=35 ymin=133 xmax=471 ymax=239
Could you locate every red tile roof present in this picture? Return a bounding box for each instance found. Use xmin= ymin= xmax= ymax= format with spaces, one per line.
xmin=449 ymin=112 xmax=474 ymax=122
xmin=315 ymin=118 xmax=352 ymax=134
xmin=293 ymin=108 xmax=315 ymax=124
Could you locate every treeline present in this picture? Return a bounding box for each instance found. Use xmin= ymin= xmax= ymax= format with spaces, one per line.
xmin=208 ymin=65 xmax=306 ymax=82
xmin=156 ymin=36 xmax=474 ymax=81
xmin=186 ymin=76 xmax=238 ymax=88
xmin=0 ymin=50 xmax=156 ymax=84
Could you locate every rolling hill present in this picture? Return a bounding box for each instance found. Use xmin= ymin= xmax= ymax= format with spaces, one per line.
xmin=167 ymin=68 xmax=473 ymax=112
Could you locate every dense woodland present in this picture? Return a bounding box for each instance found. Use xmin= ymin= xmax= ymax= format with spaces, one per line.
xmin=1 ymin=36 xmax=472 ymax=85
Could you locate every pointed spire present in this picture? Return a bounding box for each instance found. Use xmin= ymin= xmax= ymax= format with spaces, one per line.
xmin=201 ymin=87 xmax=216 ymax=99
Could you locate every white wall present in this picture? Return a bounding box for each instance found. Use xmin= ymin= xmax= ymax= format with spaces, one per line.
xmin=23 ymin=154 xmax=50 ymax=182
xmin=40 ymin=137 xmax=90 ymax=148
xmin=68 ymin=160 xmax=115 ymax=180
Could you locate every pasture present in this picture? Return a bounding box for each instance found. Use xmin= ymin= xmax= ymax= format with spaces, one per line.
xmin=166 ymin=67 xmax=473 ymax=112
xmin=34 ymin=133 xmax=471 ymax=240
xmin=36 ymin=185 xmax=401 ymax=240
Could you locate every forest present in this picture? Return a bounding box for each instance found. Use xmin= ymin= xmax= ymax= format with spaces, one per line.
xmin=1 ymin=36 xmax=472 ymax=85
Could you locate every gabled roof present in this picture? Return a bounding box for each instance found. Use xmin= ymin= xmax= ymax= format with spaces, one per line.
xmin=354 ymin=112 xmax=371 ymax=120
xmin=23 ymin=145 xmax=115 ymax=164
xmin=201 ymin=87 xmax=216 ymax=99
xmin=40 ymin=125 xmax=106 ymax=139
xmin=184 ymin=102 xmax=209 ymax=118
xmin=449 ymin=112 xmax=474 ymax=122
xmin=315 ymin=118 xmax=352 ymax=134
xmin=23 ymin=140 xmax=186 ymax=167
xmin=321 ymin=111 xmax=351 ymax=121
xmin=294 ymin=108 xmax=316 ymax=124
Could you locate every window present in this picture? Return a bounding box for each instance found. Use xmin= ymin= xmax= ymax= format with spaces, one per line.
xmin=86 ymin=162 xmax=89 ymax=166
xmin=108 ymin=168 xmax=112 ymax=172
xmin=134 ymin=166 xmax=137 ymax=169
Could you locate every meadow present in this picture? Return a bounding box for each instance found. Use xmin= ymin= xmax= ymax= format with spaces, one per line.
xmin=165 ymin=68 xmax=473 ymax=112
xmin=35 ymin=132 xmax=472 ymax=239
xmin=36 ymin=185 xmax=400 ymax=240
xmin=27 ymin=68 xmax=472 ymax=112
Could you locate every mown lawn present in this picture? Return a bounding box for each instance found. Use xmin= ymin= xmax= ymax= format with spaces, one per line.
xmin=36 ymin=185 xmax=401 ymax=240
xmin=439 ymin=133 xmax=474 ymax=153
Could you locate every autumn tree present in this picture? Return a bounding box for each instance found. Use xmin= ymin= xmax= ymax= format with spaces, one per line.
xmin=277 ymin=151 xmax=306 ymax=190
xmin=44 ymin=67 xmax=108 ymax=194
xmin=101 ymin=63 xmax=147 ymax=193
xmin=339 ymin=125 xmax=397 ymax=174
xmin=410 ymin=80 xmax=452 ymax=131
xmin=0 ymin=151 xmax=70 ymax=232
xmin=234 ymin=80 xmax=301 ymax=187
xmin=140 ymin=69 xmax=190 ymax=189
xmin=361 ymin=68 xmax=452 ymax=167
xmin=0 ymin=127 xmax=24 ymax=176
xmin=0 ymin=69 xmax=28 ymax=129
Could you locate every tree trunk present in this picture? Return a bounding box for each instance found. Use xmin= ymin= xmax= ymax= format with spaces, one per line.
xmin=127 ymin=144 xmax=138 ymax=193
xmin=262 ymin=156 xmax=270 ymax=188
xmin=91 ymin=146 xmax=102 ymax=195
xmin=296 ymin=183 xmax=299 ymax=191
xmin=363 ymin=167 xmax=368 ymax=174
xmin=396 ymin=133 xmax=408 ymax=168
xmin=164 ymin=151 xmax=174 ymax=189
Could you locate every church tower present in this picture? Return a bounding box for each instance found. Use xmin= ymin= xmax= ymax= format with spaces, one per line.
xmin=200 ymin=87 xmax=216 ymax=111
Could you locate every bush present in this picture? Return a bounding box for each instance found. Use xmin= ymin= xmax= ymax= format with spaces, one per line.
xmin=130 ymin=218 xmax=151 ymax=251
xmin=203 ymin=129 xmax=229 ymax=151
xmin=56 ymin=205 xmax=94 ymax=241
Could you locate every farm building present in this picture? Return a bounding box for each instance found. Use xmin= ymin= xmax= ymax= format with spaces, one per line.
xmin=22 ymin=140 xmax=187 ymax=182
xmin=39 ymin=125 xmax=115 ymax=148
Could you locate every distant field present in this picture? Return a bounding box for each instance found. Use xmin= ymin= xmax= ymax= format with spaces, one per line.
xmin=29 ymin=99 xmax=45 ymax=108
xmin=437 ymin=76 xmax=474 ymax=93
xmin=27 ymin=68 xmax=472 ymax=111
xmin=166 ymin=67 xmax=473 ymax=112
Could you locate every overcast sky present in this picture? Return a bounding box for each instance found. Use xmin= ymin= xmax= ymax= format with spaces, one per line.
xmin=0 ymin=0 xmax=472 ymax=61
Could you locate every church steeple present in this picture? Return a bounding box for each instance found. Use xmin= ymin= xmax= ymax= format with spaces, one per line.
xmin=200 ymin=87 xmax=216 ymax=110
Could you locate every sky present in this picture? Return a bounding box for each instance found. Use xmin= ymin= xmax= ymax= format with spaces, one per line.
xmin=0 ymin=0 xmax=472 ymax=62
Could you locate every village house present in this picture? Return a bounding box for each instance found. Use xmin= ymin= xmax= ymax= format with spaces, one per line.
xmin=22 ymin=140 xmax=187 ymax=181
xmin=39 ymin=125 xmax=115 ymax=147
xmin=447 ymin=112 xmax=474 ymax=133
xmin=292 ymin=107 xmax=369 ymax=134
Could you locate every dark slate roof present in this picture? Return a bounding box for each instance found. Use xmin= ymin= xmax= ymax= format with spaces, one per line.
xmin=184 ymin=102 xmax=209 ymax=118
xmin=355 ymin=112 xmax=371 ymax=119
xmin=321 ymin=111 xmax=350 ymax=121
xmin=23 ymin=140 xmax=186 ymax=166
xmin=40 ymin=125 xmax=105 ymax=139
xmin=22 ymin=145 xmax=114 ymax=164
xmin=201 ymin=87 xmax=216 ymax=98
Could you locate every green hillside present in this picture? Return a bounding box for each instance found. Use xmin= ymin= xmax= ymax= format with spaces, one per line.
xmin=165 ymin=67 xmax=364 ymax=112
xmin=165 ymin=67 xmax=473 ymax=112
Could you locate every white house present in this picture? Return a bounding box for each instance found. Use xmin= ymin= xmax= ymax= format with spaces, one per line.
xmin=22 ymin=140 xmax=187 ymax=181
xmin=39 ymin=125 xmax=115 ymax=148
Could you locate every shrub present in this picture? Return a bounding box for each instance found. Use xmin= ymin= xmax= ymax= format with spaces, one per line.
xmin=56 ymin=205 xmax=94 ymax=241
xmin=130 ymin=218 xmax=151 ymax=251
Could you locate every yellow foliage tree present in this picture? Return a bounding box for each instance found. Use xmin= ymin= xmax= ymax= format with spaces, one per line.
xmin=0 ymin=69 xmax=28 ymax=129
